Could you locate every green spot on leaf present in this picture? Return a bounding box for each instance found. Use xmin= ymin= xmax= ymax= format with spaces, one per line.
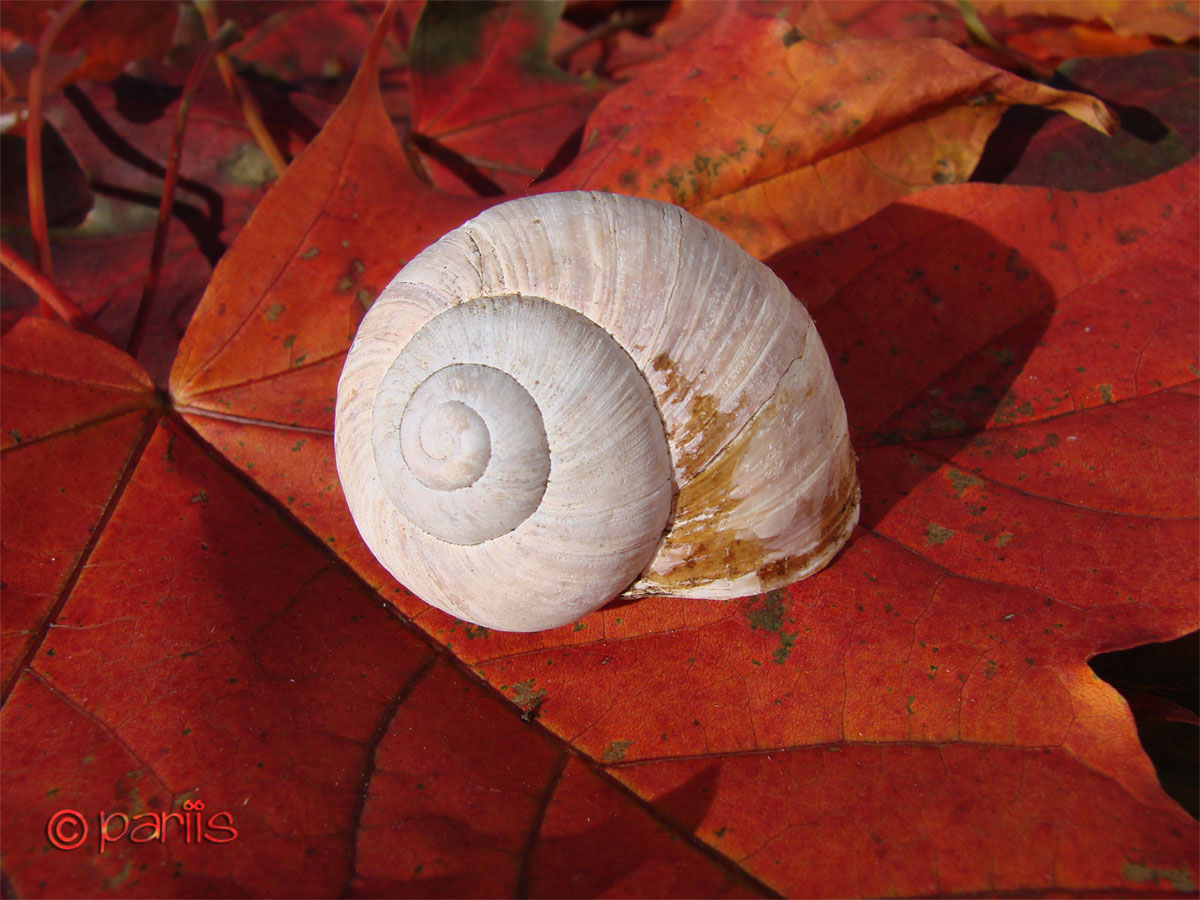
xmin=946 ymin=469 xmax=982 ymax=498
xmin=925 ymin=523 xmax=955 ymax=546
xmin=745 ymin=590 xmax=785 ymax=632
xmin=602 ymin=739 xmax=634 ymax=763
xmin=511 ymin=679 xmax=545 ymax=712
xmin=772 ymin=631 xmax=797 ymax=664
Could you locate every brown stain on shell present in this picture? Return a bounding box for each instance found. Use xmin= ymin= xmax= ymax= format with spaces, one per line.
xmin=645 ymin=429 xmax=756 ymax=590
xmin=754 ymin=453 xmax=859 ymax=588
xmin=634 ymin=399 xmax=860 ymax=595
xmin=651 ymin=352 xmax=742 ymax=479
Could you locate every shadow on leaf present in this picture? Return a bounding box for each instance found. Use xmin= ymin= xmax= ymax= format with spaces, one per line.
xmin=768 ymin=203 xmax=1057 ymax=531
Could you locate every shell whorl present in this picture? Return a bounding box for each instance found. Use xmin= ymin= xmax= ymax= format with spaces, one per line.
xmin=335 ymin=191 xmax=859 ymax=632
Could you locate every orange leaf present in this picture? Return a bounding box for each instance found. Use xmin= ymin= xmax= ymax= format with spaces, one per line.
xmin=1006 ymin=22 xmax=1156 ymax=63
xmin=539 ymin=6 xmax=1116 ymax=258
xmin=975 ymin=0 xmax=1200 ymax=43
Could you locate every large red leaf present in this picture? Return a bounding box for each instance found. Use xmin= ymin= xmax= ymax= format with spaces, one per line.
xmin=1 ymin=320 xmax=760 ymax=897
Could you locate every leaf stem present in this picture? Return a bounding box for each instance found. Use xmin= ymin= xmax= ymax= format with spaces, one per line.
xmin=128 ymin=22 xmax=240 ymax=360
xmin=25 ymin=0 xmax=87 ymax=303
xmin=956 ymin=0 xmax=1050 ymax=79
xmin=1 ymin=240 xmax=111 ymax=341
xmin=193 ymin=0 xmax=289 ymax=175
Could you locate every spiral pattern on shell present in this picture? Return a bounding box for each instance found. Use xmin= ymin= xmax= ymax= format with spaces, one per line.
xmin=335 ymin=191 xmax=859 ymax=632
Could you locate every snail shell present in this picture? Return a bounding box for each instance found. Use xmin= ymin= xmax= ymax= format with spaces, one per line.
xmin=335 ymin=191 xmax=859 ymax=632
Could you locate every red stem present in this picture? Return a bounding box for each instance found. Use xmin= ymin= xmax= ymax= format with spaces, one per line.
xmin=1 ymin=240 xmax=111 ymax=341
xmin=25 ymin=0 xmax=87 ymax=304
xmin=127 ymin=26 xmax=236 ymax=359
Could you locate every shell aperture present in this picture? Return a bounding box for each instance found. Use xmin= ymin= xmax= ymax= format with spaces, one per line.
xmin=335 ymin=191 xmax=859 ymax=632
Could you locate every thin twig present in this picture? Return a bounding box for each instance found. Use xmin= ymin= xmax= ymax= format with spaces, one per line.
xmin=25 ymin=0 xmax=87 ymax=300
xmin=1 ymin=240 xmax=111 ymax=341
xmin=127 ymin=22 xmax=240 ymax=359
xmin=194 ymin=0 xmax=288 ymax=175
xmin=0 ymin=63 xmax=19 ymax=100
xmin=550 ymin=7 xmax=662 ymax=70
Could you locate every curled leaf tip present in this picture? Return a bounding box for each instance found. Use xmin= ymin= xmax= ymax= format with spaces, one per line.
xmin=1058 ymin=90 xmax=1120 ymax=136
xmin=1092 ymin=98 xmax=1120 ymax=136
